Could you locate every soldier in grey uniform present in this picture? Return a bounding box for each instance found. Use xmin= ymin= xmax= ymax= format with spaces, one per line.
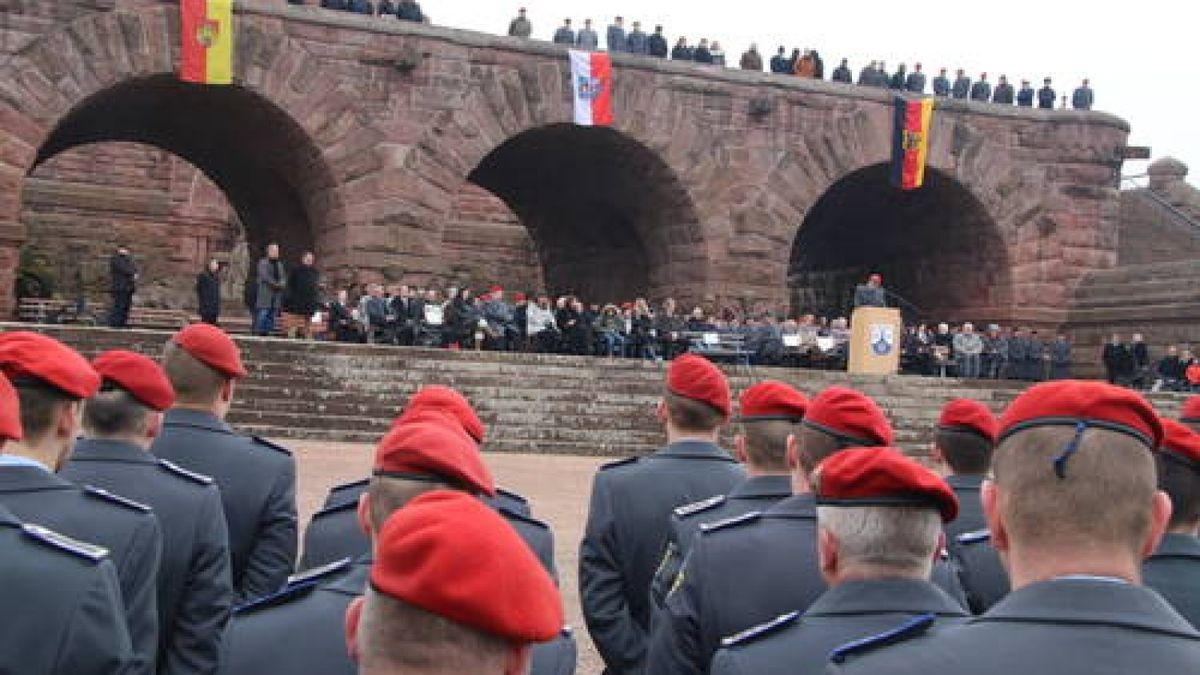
xmin=0 ymin=376 xmax=137 ymax=675
xmin=1050 ymin=334 xmax=1072 ymax=380
xmin=626 ymin=21 xmax=649 ymax=54
xmin=580 ymin=354 xmax=744 ymax=674
xmin=1143 ymin=419 xmax=1200 ymax=626
xmin=710 ymin=448 xmax=969 ymax=675
xmin=606 ymin=16 xmax=626 ymax=53
xmin=575 ymin=19 xmax=599 ymax=50
xmin=646 ymin=387 xmax=966 ymax=675
xmin=932 ymin=68 xmax=950 ymax=96
xmin=153 ymin=324 xmax=297 ymax=604
xmin=969 ymin=73 xmax=991 ymax=101
xmin=1027 ymin=330 xmax=1047 ymax=382
xmin=933 ymin=399 xmax=1009 ymax=613
xmin=951 ymin=69 xmax=971 ymax=99
xmin=832 ymin=380 xmax=1200 ymax=674
xmin=1007 ymin=327 xmax=1029 ymax=380
xmin=552 ymin=19 xmax=575 ymax=45
xmin=63 ymin=350 xmax=233 ymax=675
xmin=0 ymin=332 xmax=163 ymax=675
xmin=649 ymin=381 xmax=809 ymax=613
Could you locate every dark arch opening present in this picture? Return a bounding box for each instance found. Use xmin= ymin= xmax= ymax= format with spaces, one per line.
xmin=789 ymin=164 xmax=1012 ymax=322
xmin=30 ymin=75 xmax=338 ymax=271
xmin=468 ymin=124 xmax=703 ymax=303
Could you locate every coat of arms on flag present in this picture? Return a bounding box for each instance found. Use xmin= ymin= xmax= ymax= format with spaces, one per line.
xmin=180 ymin=0 xmax=234 ymax=85
xmin=569 ymin=50 xmax=613 ymax=126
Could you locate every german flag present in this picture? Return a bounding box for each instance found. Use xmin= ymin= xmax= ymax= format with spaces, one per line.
xmin=180 ymin=0 xmax=234 ymax=85
xmin=891 ymin=97 xmax=934 ymax=190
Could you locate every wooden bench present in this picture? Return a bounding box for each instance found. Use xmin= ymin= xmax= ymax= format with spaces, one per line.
xmin=683 ymin=330 xmax=752 ymax=366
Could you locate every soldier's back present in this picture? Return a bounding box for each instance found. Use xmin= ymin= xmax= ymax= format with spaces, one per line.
xmin=1143 ymin=533 xmax=1200 ymax=627
xmin=710 ymin=579 xmax=969 ymax=675
xmin=831 ymin=578 xmax=1200 ymax=675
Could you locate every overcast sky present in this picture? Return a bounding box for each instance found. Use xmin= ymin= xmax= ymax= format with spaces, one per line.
xmin=427 ymin=0 xmax=1194 ymax=186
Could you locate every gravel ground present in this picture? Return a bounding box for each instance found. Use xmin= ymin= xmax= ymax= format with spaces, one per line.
xmin=293 ymin=441 xmax=611 ymax=675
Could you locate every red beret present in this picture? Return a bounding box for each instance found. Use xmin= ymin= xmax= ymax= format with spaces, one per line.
xmin=1182 ymin=396 xmax=1200 ymax=423
xmin=998 ymin=380 xmax=1162 ymax=450
xmin=814 ymin=447 xmax=959 ymax=522
xmin=394 ymin=386 xmax=486 ymax=443
xmin=0 ymin=375 xmax=22 ymax=441
xmin=1159 ymin=418 xmax=1200 ymax=467
xmin=374 ymin=420 xmax=495 ymax=496
xmin=513 ymin=292 xmax=527 ymax=303
xmin=868 ymin=274 xmax=882 ymax=284
xmin=0 ymin=331 xmax=100 ymax=400
xmin=802 ymin=387 xmax=893 ymax=446
xmin=172 ymin=324 xmax=247 ymax=379
xmin=370 ymin=490 xmax=563 ymax=642
xmin=489 ymin=285 xmax=503 ymax=294
xmin=667 ymin=354 xmax=731 ymax=417
xmin=938 ymin=399 xmax=998 ymax=444
xmin=92 ymin=350 xmax=175 ymax=412
xmin=737 ymin=380 xmax=809 ymax=422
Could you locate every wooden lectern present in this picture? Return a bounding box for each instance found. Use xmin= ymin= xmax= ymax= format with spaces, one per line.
xmin=847 ymin=307 xmax=903 ymax=375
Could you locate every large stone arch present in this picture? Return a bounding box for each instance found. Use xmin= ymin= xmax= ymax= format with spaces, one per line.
xmin=0 ymin=2 xmax=382 ymax=313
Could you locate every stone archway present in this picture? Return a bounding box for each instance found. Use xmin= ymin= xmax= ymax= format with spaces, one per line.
xmin=788 ymin=163 xmax=1014 ymax=323
xmin=460 ymin=123 xmax=704 ymax=303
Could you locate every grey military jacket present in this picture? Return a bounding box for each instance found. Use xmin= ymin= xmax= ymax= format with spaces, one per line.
xmin=1144 ymin=533 xmax=1200 ymax=628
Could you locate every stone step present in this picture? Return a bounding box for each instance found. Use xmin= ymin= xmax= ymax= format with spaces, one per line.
xmin=1072 ymin=288 xmax=1200 ymax=309
xmin=1080 ymin=259 xmax=1200 ymax=285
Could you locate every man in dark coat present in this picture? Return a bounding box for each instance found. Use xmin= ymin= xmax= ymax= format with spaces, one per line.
xmin=1037 ymin=77 xmax=1056 ymax=109
xmin=832 ymin=381 xmax=1200 ymax=675
xmin=1008 ymin=327 xmax=1030 ymax=380
xmin=580 ymin=355 xmax=745 ymax=674
xmin=647 ymin=25 xmax=668 ymax=57
xmin=992 ymin=75 xmax=1015 ymax=104
xmin=1130 ymin=333 xmax=1151 ymax=388
xmin=109 ymin=245 xmax=138 ymax=328
xmin=552 ymin=19 xmax=574 ymax=45
xmin=626 ymin=21 xmax=649 ymax=54
xmin=0 ymin=376 xmax=137 ymax=675
xmin=0 ymin=332 xmax=163 ymax=674
xmin=905 ymin=63 xmax=926 ymax=92
xmin=970 ymin=73 xmax=992 ymax=101
xmin=933 ymin=400 xmax=1009 ymax=614
xmin=646 ymin=388 xmax=967 ymax=675
xmin=153 ymin=324 xmax=297 ymax=604
xmin=1143 ymin=419 xmax=1200 ymax=627
xmin=853 ymin=273 xmax=887 ymax=308
xmin=932 ymin=67 xmax=951 ymax=96
xmin=649 ymin=382 xmax=807 ymax=612
xmin=394 ymin=0 xmax=422 ymax=21
xmin=710 ymin=448 xmax=970 ymax=675
xmin=63 ymin=350 xmax=233 ymax=675
xmin=282 ymin=252 xmax=321 ymax=340
xmin=1026 ymin=330 xmax=1047 ymax=382
xmin=1102 ymin=333 xmax=1132 ymax=385
xmin=1017 ymin=79 xmax=1035 ymax=107
xmin=831 ymin=58 xmax=853 ymax=83
xmin=1049 ymin=334 xmax=1072 ymax=380
xmin=951 ymin=69 xmax=971 ymax=99
xmin=576 ymin=19 xmax=599 ymax=50
xmin=196 ymin=260 xmax=222 ymax=326
xmin=1072 ymin=78 xmax=1094 ymax=110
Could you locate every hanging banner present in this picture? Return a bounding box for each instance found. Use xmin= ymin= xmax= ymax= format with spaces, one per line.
xmin=181 ymin=0 xmax=234 ymax=85
xmin=891 ymin=96 xmax=934 ymax=189
xmin=570 ymin=50 xmax=613 ymax=126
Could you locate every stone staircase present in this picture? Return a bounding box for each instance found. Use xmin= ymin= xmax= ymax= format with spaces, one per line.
xmin=1065 ymin=260 xmax=1200 ymax=379
xmin=4 ymin=324 xmax=1189 ymax=457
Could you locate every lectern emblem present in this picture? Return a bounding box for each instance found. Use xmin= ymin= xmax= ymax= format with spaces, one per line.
xmin=870 ymin=324 xmax=895 ymax=356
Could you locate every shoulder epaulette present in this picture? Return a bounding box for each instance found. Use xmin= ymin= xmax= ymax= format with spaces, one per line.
xmin=721 ymin=611 xmax=800 ymax=648
xmin=251 ymin=436 xmax=293 ymax=456
xmin=84 ymin=485 xmax=153 ymax=513
xmin=330 ymin=478 xmax=369 ymax=494
xmin=497 ymin=487 xmax=528 ymax=505
xmin=957 ymin=529 xmax=992 ymax=545
xmin=497 ymin=507 xmax=550 ymax=529
xmin=312 ymin=500 xmax=358 ymax=519
xmin=828 ymin=613 xmax=936 ymax=664
xmin=157 ymin=459 xmax=214 ymax=485
xmin=233 ymin=582 xmax=319 ymax=616
xmin=674 ymin=495 xmax=726 ymax=518
xmin=286 ymin=557 xmax=353 ymax=587
xmin=22 ymin=524 xmax=109 ymax=562
xmin=600 ymin=456 xmax=639 ymax=470
xmin=699 ymin=511 xmax=761 ymax=534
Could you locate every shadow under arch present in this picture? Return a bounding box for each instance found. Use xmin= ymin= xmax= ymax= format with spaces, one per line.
xmin=789 ymin=163 xmax=1013 ymax=323
xmin=30 ymin=74 xmax=340 ymax=266
xmin=467 ymin=123 xmax=705 ymax=303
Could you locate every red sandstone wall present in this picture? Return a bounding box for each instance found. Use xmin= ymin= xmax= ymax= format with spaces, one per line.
xmin=441 ymin=184 xmax=544 ymax=294
xmin=21 ymin=143 xmax=239 ymax=308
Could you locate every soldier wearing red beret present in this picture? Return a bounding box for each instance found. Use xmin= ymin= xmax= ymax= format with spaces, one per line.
xmin=649 ymin=380 xmax=809 ymax=612
xmin=153 ymin=323 xmax=299 ymax=604
xmin=581 ymin=354 xmax=744 ymax=674
xmin=347 ymin=490 xmax=564 ymax=675
xmin=647 ymin=386 xmax=965 ymax=675
xmin=1143 ymin=418 xmax=1200 ymax=626
xmin=931 ymin=398 xmax=1008 ymax=613
xmin=711 ymin=448 xmax=968 ymax=674
xmin=0 ymin=332 xmax=163 ymax=673
xmin=832 ymin=380 xmax=1200 ymax=675
xmin=62 ymin=350 xmax=233 ymax=674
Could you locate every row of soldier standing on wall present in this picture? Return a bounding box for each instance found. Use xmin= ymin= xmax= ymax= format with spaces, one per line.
xmin=3 ymin=324 xmax=1200 ymax=673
